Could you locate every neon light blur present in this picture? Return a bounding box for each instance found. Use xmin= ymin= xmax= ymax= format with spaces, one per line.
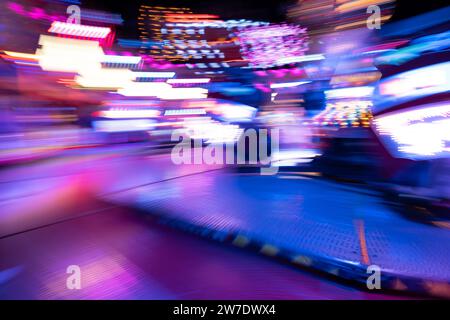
xmin=237 ymin=24 xmax=309 ymax=68
xmin=93 ymin=119 xmax=155 ymax=132
xmin=164 ymin=109 xmax=206 ymax=116
xmin=117 ymin=83 xmax=208 ymax=100
xmin=101 ymin=55 xmax=142 ymax=65
xmin=117 ymin=83 xmax=173 ymax=97
xmin=313 ymin=101 xmax=373 ymax=128
xmin=325 ymin=87 xmax=374 ymax=99
xmin=37 ymin=36 xmax=104 ymax=73
xmin=97 ymin=109 xmax=160 ymax=119
xmin=134 ymin=72 xmax=176 ymax=79
xmin=270 ymin=81 xmax=311 ymax=89
xmin=76 ymin=69 xmax=135 ymax=89
xmin=276 ymin=54 xmax=325 ymax=65
xmin=48 ymin=21 xmax=111 ymax=39
xmin=379 ymin=62 xmax=450 ymax=98
xmin=183 ymin=120 xmax=244 ymax=144
xmin=158 ymin=88 xmax=208 ymax=100
xmin=218 ymin=104 xmax=256 ymax=122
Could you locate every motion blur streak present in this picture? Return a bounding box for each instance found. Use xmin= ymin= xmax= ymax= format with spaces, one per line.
xmin=0 ymin=0 xmax=449 ymax=300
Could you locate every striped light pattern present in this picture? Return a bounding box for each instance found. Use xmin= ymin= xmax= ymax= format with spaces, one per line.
xmin=48 ymin=21 xmax=111 ymax=39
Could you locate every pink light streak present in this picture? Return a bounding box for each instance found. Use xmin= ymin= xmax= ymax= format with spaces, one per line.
xmin=167 ymin=78 xmax=210 ymax=84
xmin=237 ymin=24 xmax=309 ymax=68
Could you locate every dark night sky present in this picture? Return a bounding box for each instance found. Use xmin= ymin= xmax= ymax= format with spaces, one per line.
xmin=82 ymin=0 xmax=449 ymax=39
